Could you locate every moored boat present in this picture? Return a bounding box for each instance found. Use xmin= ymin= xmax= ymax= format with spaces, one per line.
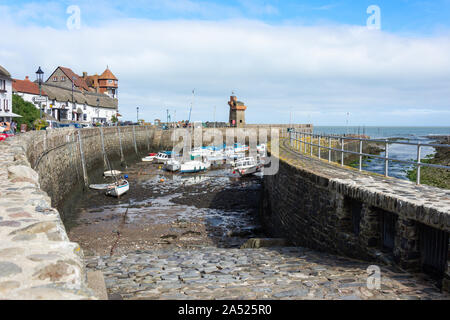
xmin=142 ymin=153 xmax=157 ymax=162
xmin=234 ymin=157 xmax=261 ymax=176
xmin=105 ymin=179 xmax=129 ymax=197
xmin=154 ymin=152 xmax=170 ymax=164
xmin=104 ymin=170 xmax=122 ymax=177
xmin=180 ymin=160 xmax=209 ymax=173
xmin=164 ymin=159 xmax=181 ymax=172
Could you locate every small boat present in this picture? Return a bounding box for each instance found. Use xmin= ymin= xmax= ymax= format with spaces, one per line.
xmin=105 ymin=179 xmax=129 ymax=197
xmin=234 ymin=143 xmax=249 ymax=153
xmin=104 ymin=170 xmax=121 ymax=177
xmin=257 ymin=144 xmax=266 ymax=154
xmin=153 ymin=152 xmax=170 ymax=164
xmin=180 ymin=161 xmax=209 ymax=173
xmin=89 ymin=183 xmax=115 ymax=190
xmin=234 ymin=157 xmax=261 ymax=176
xmin=164 ymin=159 xmax=181 ymax=172
xmin=142 ymin=153 xmax=157 ymax=162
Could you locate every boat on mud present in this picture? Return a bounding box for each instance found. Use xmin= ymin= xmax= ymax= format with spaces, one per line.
xmin=153 ymin=152 xmax=170 ymax=164
xmin=164 ymin=159 xmax=181 ymax=172
xmin=234 ymin=157 xmax=262 ymax=176
xmin=105 ymin=179 xmax=129 ymax=197
xmin=180 ymin=160 xmax=210 ymax=173
xmin=142 ymin=153 xmax=157 ymax=162
xmin=104 ymin=170 xmax=122 ymax=177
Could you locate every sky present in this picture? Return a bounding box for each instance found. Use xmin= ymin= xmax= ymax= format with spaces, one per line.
xmin=1 ymin=0 xmax=450 ymax=126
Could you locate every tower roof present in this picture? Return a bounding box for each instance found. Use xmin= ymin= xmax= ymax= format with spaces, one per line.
xmin=99 ymin=68 xmax=118 ymax=80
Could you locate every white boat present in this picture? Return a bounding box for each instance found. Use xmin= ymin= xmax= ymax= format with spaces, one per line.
xmin=257 ymin=144 xmax=266 ymax=154
xmin=164 ymin=159 xmax=181 ymax=172
xmin=234 ymin=157 xmax=261 ymax=176
xmin=104 ymin=170 xmax=121 ymax=177
xmin=105 ymin=180 xmax=129 ymax=197
xmin=206 ymin=150 xmax=225 ymax=162
xmin=154 ymin=152 xmax=170 ymax=164
xmin=180 ymin=161 xmax=209 ymax=173
xmin=142 ymin=153 xmax=157 ymax=162
xmin=190 ymin=147 xmax=212 ymax=158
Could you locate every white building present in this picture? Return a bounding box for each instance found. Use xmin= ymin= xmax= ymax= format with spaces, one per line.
xmin=0 ymin=65 xmax=13 ymax=122
xmin=13 ymin=71 xmax=118 ymax=125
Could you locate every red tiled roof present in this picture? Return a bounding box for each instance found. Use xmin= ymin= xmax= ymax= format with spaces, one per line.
xmin=58 ymin=66 xmax=90 ymax=91
xmin=12 ymin=77 xmax=47 ymax=96
xmin=99 ymin=68 xmax=118 ymax=80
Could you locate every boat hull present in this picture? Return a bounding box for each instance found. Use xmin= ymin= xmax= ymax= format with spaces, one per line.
xmin=106 ymin=181 xmax=129 ymax=197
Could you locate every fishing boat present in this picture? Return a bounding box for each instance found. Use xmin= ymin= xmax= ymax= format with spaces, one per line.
xmin=104 ymin=170 xmax=121 ymax=177
xmin=153 ymin=152 xmax=170 ymax=164
xmin=142 ymin=153 xmax=157 ymax=162
xmin=180 ymin=160 xmax=209 ymax=173
xmin=257 ymin=144 xmax=266 ymax=154
xmin=234 ymin=143 xmax=249 ymax=153
xmin=164 ymin=159 xmax=181 ymax=172
xmin=234 ymin=157 xmax=261 ymax=176
xmin=105 ymin=179 xmax=129 ymax=197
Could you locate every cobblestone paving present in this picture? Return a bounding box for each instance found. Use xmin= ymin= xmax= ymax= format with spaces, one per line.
xmin=86 ymin=246 xmax=449 ymax=300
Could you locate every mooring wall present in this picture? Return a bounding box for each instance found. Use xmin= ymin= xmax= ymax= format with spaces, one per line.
xmin=261 ymin=140 xmax=450 ymax=291
xmin=0 ymin=124 xmax=312 ymax=299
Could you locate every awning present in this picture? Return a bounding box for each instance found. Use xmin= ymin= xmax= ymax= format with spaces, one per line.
xmin=0 ymin=111 xmax=23 ymax=118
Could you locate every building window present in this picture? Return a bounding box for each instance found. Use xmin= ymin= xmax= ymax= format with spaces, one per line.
xmin=108 ymin=80 xmax=113 ymax=84
xmin=83 ymin=114 xmax=87 ymax=121
xmin=0 ymin=79 xmax=5 ymax=90
xmin=0 ymin=98 xmax=2 ymax=111
xmin=52 ymin=76 xmax=58 ymax=82
xmin=83 ymin=104 xmax=86 ymax=110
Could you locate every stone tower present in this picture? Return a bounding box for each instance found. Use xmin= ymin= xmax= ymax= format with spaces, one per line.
xmin=228 ymin=95 xmax=246 ymax=128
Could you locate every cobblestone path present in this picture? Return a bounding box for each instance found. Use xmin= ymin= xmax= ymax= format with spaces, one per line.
xmin=86 ymin=246 xmax=449 ymax=300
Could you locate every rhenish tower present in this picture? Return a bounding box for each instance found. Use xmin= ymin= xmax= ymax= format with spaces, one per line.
xmin=98 ymin=67 xmax=118 ymax=99
xmin=228 ymin=95 xmax=246 ymax=128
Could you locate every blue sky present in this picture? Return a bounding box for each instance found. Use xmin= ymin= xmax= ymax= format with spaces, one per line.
xmin=1 ymin=0 xmax=450 ymax=125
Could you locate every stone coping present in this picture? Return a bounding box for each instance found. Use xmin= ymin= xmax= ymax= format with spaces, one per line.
xmin=0 ymin=133 xmax=96 ymax=300
xmin=273 ymin=139 xmax=450 ymax=232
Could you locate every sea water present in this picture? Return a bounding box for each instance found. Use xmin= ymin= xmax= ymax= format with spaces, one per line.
xmin=313 ymin=126 xmax=450 ymax=180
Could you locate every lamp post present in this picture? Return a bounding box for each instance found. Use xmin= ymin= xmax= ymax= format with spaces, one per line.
xmin=35 ymin=67 xmax=44 ymax=119
xmin=96 ymin=98 xmax=100 ymax=125
xmin=137 ymin=107 xmax=139 ymax=124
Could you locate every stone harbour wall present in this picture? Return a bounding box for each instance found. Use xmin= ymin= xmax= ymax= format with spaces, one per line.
xmin=262 ymin=139 xmax=450 ymax=291
xmin=0 ymin=125 xmax=312 ymax=300
xmin=0 ymin=136 xmax=96 ymax=299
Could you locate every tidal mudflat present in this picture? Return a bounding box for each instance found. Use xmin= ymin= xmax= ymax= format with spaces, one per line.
xmin=64 ymin=160 xmax=449 ymax=300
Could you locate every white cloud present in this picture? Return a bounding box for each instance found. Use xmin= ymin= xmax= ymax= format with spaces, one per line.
xmin=2 ymin=15 xmax=450 ymax=125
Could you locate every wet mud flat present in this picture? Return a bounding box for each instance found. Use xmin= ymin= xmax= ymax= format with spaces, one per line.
xmin=65 ymin=161 xmax=265 ymax=257
xmin=64 ymin=160 xmax=450 ymax=300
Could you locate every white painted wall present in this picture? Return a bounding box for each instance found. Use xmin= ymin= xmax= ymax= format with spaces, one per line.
xmin=0 ymin=75 xmax=13 ymax=122
xmin=14 ymin=91 xmax=116 ymax=124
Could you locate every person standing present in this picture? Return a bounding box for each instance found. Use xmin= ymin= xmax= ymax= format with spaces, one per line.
xmin=11 ymin=120 xmax=17 ymax=134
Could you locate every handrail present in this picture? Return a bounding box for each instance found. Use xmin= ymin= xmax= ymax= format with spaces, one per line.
xmin=281 ymin=128 xmax=450 ymax=185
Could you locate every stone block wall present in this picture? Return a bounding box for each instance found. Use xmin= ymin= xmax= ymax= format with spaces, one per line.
xmin=262 ymin=140 xmax=450 ymax=291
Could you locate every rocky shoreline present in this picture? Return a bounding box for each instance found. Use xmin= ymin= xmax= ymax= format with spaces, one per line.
xmin=407 ymin=135 xmax=450 ymax=189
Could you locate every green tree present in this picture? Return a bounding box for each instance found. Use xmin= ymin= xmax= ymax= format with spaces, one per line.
xmin=111 ymin=115 xmax=118 ymax=124
xmin=12 ymin=94 xmax=41 ymax=130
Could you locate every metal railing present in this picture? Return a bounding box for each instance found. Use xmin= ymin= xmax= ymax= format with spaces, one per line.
xmin=281 ymin=129 xmax=450 ymax=185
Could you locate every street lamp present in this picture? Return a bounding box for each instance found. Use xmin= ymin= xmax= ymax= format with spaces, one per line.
xmin=137 ymin=107 xmax=139 ymax=124
xmin=36 ymin=67 xmax=44 ymax=118
xmin=96 ymin=98 xmax=100 ymax=124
